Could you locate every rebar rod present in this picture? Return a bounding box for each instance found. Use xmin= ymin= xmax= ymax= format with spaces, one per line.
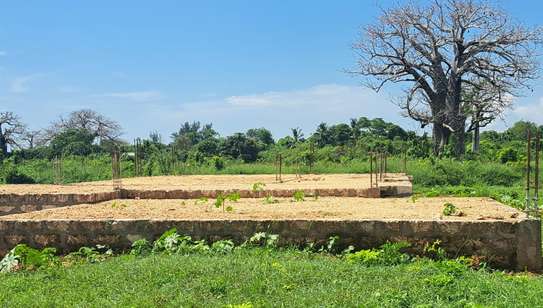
xmin=526 ymin=129 xmax=532 ymax=212
xmin=534 ymin=131 xmax=540 ymax=212
xmin=370 ymin=152 xmax=373 ymax=188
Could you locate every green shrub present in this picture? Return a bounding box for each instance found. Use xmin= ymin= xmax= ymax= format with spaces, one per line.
xmin=497 ymin=147 xmax=519 ymax=164
xmin=4 ymin=170 xmax=35 ymax=184
xmin=130 ymin=239 xmax=152 ymax=256
xmin=0 ymin=244 xmax=57 ymax=272
xmin=346 ymin=242 xmax=411 ymax=266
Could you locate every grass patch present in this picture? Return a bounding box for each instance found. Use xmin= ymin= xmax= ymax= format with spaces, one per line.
xmin=1 ymin=248 xmax=543 ymax=307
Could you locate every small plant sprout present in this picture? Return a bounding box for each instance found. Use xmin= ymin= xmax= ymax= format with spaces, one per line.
xmin=111 ymin=201 xmax=127 ymax=209
xmin=252 ymin=182 xmax=266 ymax=193
xmin=195 ymin=197 xmax=208 ymax=205
xmin=293 ymin=190 xmax=305 ymax=202
xmin=264 ymin=195 xmax=279 ymax=205
xmin=442 ymin=202 xmax=457 ymax=216
xmin=227 ymin=192 xmax=240 ymax=202
xmin=215 ymin=192 xmax=238 ymax=212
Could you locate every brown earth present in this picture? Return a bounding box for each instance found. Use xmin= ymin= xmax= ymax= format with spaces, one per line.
xmin=1 ymin=197 xmax=522 ymax=222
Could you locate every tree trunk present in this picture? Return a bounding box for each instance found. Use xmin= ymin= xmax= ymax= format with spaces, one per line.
xmin=472 ymin=123 xmax=480 ymax=154
xmin=453 ymin=121 xmax=466 ymax=157
xmin=432 ymin=123 xmax=450 ymax=156
xmin=432 ymin=123 xmax=443 ymax=156
xmin=0 ymin=134 xmax=7 ymax=159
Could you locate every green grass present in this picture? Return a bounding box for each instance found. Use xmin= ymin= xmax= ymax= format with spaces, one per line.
xmin=1 ymin=248 xmax=543 ymax=307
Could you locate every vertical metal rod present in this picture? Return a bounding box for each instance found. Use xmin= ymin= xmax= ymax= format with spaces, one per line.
xmin=309 ymin=142 xmax=314 ymax=173
xmin=403 ymin=150 xmax=407 ymax=174
xmin=383 ymin=152 xmax=388 ymax=178
xmin=534 ymin=131 xmax=540 ymax=211
xmin=370 ymin=152 xmax=373 ymax=188
xmin=275 ymin=154 xmax=278 ymax=181
xmin=526 ymin=129 xmax=532 ymax=212
xmin=379 ymin=153 xmax=383 ymax=181
xmin=279 ymin=154 xmax=283 ymax=183
xmin=374 ymin=155 xmax=377 ymax=186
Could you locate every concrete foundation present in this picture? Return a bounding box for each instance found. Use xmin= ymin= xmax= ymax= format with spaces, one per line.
xmin=0 ymin=218 xmax=540 ymax=271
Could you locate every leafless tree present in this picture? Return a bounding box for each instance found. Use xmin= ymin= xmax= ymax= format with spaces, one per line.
xmin=352 ymin=0 xmax=541 ymax=156
xmin=0 ymin=112 xmax=26 ymax=157
xmin=463 ymin=80 xmax=512 ymax=153
xmin=21 ymin=130 xmax=43 ymax=149
xmin=45 ymin=109 xmax=122 ymax=143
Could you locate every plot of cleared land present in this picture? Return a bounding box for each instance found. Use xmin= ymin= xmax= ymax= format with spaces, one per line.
xmin=0 ymin=173 xmax=410 ymax=194
xmin=1 ymin=197 xmax=522 ymax=221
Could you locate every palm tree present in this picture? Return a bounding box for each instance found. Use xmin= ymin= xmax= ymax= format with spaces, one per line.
xmin=291 ymin=127 xmax=304 ymax=143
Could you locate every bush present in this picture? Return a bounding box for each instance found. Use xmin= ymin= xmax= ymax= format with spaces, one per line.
xmin=212 ymin=156 xmax=225 ymax=170
xmin=4 ymin=169 xmax=35 ymax=184
xmin=497 ymin=147 xmax=519 ymax=164
xmin=346 ymin=242 xmax=411 ymax=266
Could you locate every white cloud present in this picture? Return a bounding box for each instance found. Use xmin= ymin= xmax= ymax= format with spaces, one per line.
xmin=10 ymin=74 xmax=43 ymax=93
xmin=513 ymin=97 xmax=543 ymax=119
xmin=97 ymin=91 xmax=162 ymax=102
xmin=148 ymin=83 xmax=413 ymax=138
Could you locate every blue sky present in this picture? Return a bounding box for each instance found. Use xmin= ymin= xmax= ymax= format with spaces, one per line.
xmin=1 ymin=0 xmax=542 ymax=141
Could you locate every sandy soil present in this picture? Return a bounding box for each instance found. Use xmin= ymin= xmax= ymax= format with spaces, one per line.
xmin=0 ymin=173 xmax=410 ymax=195
xmin=1 ymin=197 xmax=522 ymax=221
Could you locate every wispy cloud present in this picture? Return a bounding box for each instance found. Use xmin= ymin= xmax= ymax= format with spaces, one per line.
xmin=10 ymin=74 xmax=44 ymax=93
xmin=151 ymin=83 xmax=410 ymax=138
xmin=97 ymin=91 xmax=162 ymax=102
xmin=512 ymin=96 xmax=543 ymax=121
xmin=225 ymin=84 xmax=378 ymax=109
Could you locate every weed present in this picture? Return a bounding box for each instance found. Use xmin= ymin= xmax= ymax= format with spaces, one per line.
xmin=346 ymin=242 xmax=411 ymax=266
xmin=215 ymin=192 xmax=239 ymax=212
xmin=130 ymin=239 xmax=152 ymax=256
xmin=442 ymin=202 xmax=458 ymax=216
xmin=67 ymin=245 xmax=112 ymax=263
xmin=423 ymin=240 xmax=447 ymax=260
xmin=195 ymin=197 xmax=209 ymax=205
xmin=293 ymin=190 xmax=305 ymax=202
xmin=252 ymin=182 xmax=266 ymax=193
xmin=264 ymin=195 xmax=279 ymax=204
xmin=111 ymin=201 xmax=127 ymax=209
xmin=226 ymin=192 xmax=240 ymax=202
xmin=211 ymin=240 xmax=235 ymax=254
xmin=0 ymin=244 xmax=58 ymax=272
xmin=0 ymin=249 xmax=19 ymax=273
xmin=246 ymin=232 xmax=279 ymax=248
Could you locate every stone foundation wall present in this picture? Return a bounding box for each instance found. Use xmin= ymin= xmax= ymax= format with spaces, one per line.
xmin=0 ymin=218 xmax=539 ymax=271
xmin=121 ymin=187 xmax=382 ymax=199
xmin=0 ymin=192 xmax=120 ymax=216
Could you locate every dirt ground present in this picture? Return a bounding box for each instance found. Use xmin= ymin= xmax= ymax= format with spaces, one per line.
xmin=0 ymin=173 xmax=410 ymax=194
xmin=1 ymin=197 xmax=522 ymax=222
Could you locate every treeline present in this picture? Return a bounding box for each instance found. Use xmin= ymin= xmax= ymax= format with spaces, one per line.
xmin=0 ymin=108 xmax=539 ymax=184
xmin=0 ymin=109 xmax=539 ymax=165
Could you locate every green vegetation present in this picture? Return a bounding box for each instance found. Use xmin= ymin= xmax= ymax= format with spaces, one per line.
xmin=442 ymin=203 xmax=458 ymax=216
xmin=1 ymin=229 xmax=543 ymax=307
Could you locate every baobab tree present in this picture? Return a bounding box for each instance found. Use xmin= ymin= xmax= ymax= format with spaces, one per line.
xmin=463 ymin=80 xmax=512 ymax=153
xmin=45 ymin=109 xmax=122 ymax=143
xmin=352 ymin=0 xmax=541 ymax=156
xmin=0 ymin=112 xmax=26 ymax=158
